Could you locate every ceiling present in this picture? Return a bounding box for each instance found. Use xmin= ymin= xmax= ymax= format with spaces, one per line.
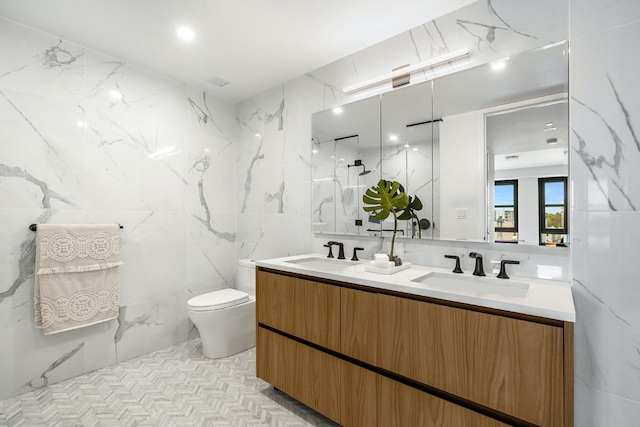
xmin=0 ymin=0 xmax=475 ymax=102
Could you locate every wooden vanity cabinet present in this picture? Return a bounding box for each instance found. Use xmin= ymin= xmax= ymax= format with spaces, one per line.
xmin=256 ymin=268 xmax=574 ymax=427
xmin=378 ymin=294 xmax=565 ymax=427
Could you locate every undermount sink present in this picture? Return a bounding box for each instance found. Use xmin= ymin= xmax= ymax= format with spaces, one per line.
xmin=285 ymin=256 xmax=358 ymax=271
xmin=411 ymin=272 xmax=530 ymax=298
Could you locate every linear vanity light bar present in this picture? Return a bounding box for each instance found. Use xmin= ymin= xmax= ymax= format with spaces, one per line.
xmin=342 ymin=48 xmax=469 ymax=95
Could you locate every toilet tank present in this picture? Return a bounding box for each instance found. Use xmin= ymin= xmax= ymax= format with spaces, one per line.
xmin=237 ymin=259 xmax=256 ymax=296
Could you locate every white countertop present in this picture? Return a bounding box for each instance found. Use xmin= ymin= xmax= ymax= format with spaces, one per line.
xmin=257 ymin=254 xmax=576 ymax=323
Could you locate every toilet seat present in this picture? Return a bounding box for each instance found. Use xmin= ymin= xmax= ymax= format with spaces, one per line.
xmin=187 ymin=289 xmax=250 ymax=312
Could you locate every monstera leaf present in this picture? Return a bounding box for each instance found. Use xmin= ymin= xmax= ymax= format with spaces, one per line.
xmin=363 ymin=179 xmax=409 ymax=260
xmin=362 ymin=179 xmax=409 ymax=220
xmin=397 ymin=195 xmax=423 ymax=221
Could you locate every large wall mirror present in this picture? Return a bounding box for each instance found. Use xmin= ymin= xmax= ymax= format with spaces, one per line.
xmin=311 ymin=40 xmax=569 ymax=245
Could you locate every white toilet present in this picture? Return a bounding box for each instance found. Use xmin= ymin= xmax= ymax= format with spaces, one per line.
xmin=187 ymin=259 xmax=256 ymax=359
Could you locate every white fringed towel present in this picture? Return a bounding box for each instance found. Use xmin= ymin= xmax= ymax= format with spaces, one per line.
xmin=34 ymin=224 xmax=122 ymax=335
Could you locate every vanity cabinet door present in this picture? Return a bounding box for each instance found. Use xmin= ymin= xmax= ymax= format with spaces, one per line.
xmin=341 ymin=288 xmax=378 ymax=365
xmin=341 ymin=360 xmax=378 ymax=427
xmin=256 ymin=270 xmax=341 ymax=351
xmin=256 ymin=328 xmax=342 ymax=424
xmin=378 ymin=376 xmax=510 ymax=427
xmin=377 ymin=294 xmax=565 ymax=427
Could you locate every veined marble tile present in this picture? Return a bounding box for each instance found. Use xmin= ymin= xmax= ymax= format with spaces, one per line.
xmin=85 ymin=210 xmax=188 ymax=307
xmin=114 ymin=295 xmax=188 ymax=363
xmin=0 ymin=323 xmax=87 ymax=400
xmin=0 ymin=17 xmax=84 ymax=103
xmin=571 ymin=0 xmax=640 ymax=41
xmin=188 ymin=133 xmax=236 ymax=215
xmin=571 ymin=22 xmax=640 ymax=213
xmin=84 ymin=50 xmax=189 ymax=126
xmin=186 ymin=87 xmax=239 ymax=142
xmin=237 ymin=213 xmax=312 ymax=261
xmin=263 ymin=85 xmax=286 ymax=135
xmin=236 ymin=93 xmax=266 ymax=140
xmin=84 ymin=111 xmax=188 ymax=211
xmin=236 ymin=135 xmax=266 ymax=214
xmin=283 ymin=74 xmax=327 ymax=128
xmin=575 ymin=384 xmax=640 ymax=427
xmin=186 ymin=213 xmax=236 ymax=297
xmin=0 ymin=209 xmax=85 ymax=331
xmin=0 ymin=88 xmax=84 ymax=209
xmin=572 ymin=211 xmax=640 ymax=402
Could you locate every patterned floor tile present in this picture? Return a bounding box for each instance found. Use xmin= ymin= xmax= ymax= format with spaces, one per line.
xmin=0 ymin=340 xmax=338 ymax=427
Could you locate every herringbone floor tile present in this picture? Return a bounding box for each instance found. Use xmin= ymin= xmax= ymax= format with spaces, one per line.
xmin=0 ymin=340 xmax=338 ymax=427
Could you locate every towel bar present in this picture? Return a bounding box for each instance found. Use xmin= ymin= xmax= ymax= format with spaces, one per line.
xmin=29 ymin=224 xmax=124 ymax=231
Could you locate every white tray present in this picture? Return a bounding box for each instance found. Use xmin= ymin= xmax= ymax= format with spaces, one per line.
xmin=364 ymin=262 xmax=412 ymax=275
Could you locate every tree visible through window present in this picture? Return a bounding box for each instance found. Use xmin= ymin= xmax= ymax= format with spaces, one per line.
xmin=494 ymin=180 xmax=518 ymax=243
xmin=539 ymin=177 xmax=568 ymax=246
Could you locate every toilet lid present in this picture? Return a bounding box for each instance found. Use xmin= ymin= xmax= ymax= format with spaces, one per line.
xmin=187 ymin=289 xmax=250 ymax=311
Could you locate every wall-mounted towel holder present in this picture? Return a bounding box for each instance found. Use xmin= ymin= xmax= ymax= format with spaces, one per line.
xmin=29 ymin=224 xmax=124 ymax=231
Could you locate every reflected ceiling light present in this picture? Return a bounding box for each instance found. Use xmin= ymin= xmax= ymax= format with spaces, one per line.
xmin=546 ymin=122 xmax=555 ymax=127
xmin=404 ymin=143 xmax=411 ymax=148
xmin=389 ymin=134 xmax=398 ymax=141
xmin=176 ymin=26 xmax=195 ymax=42
xmin=312 ymin=149 xmax=318 ymax=154
xmin=544 ymin=126 xmax=557 ymax=132
xmin=490 ymin=60 xmax=507 ymax=71
xmin=342 ymin=48 xmax=469 ymax=94
xmin=254 ymin=133 xmax=261 ymax=138
xmin=109 ymin=90 xmax=123 ymax=99
xmin=412 ymin=147 xmax=418 ymax=151
xmin=333 ymin=107 xmax=343 ymax=114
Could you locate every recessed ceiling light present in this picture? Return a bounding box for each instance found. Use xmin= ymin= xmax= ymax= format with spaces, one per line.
xmin=412 ymin=147 xmax=418 ymax=151
xmin=176 ymin=26 xmax=195 ymax=42
xmin=333 ymin=107 xmax=343 ymax=114
xmin=404 ymin=144 xmax=411 ymax=148
xmin=109 ymin=90 xmax=123 ymax=99
xmin=254 ymin=133 xmax=261 ymax=138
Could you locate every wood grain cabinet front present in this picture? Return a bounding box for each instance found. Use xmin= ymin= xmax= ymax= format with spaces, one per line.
xmin=377 ymin=293 xmax=566 ymax=427
xmin=256 ymin=270 xmax=341 ymax=351
xmin=255 ymin=268 xmax=573 ymax=427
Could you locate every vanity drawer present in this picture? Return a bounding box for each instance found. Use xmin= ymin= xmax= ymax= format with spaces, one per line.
xmin=377 ymin=293 xmax=565 ymax=427
xmin=256 ymin=270 xmax=341 ymax=351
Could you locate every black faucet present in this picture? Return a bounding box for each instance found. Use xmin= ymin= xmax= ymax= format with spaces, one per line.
xmin=469 ymin=252 xmax=485 ymax=276
xmin=351 ymin=247 xmax=364 ymax=261
xmin=444 ymin=255 xmax=463 ymax=274
xmin=324 ymin=244 xmax=334 ymax=258
xmin=497 ymin=260 xmax=520 ymax=279
xmin=327 ymin=241 xmax=346 ymax=260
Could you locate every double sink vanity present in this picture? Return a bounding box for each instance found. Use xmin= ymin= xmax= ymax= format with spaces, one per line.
xmin=255 ymin=253 xmax=575 ymax=427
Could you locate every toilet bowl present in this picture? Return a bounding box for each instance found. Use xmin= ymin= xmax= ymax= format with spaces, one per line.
xmin=187 ymin=259 xmax=256 ymax=359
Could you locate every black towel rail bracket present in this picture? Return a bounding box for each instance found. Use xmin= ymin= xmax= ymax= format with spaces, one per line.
xmin=29 ymin=224 xmax=124 ymax=231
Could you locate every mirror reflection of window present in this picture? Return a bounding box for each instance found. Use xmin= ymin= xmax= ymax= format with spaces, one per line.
xmin=539 ymin=177 xmax=568 ymax=246
xmin=494 ymin=180 xmax=518 ymax=243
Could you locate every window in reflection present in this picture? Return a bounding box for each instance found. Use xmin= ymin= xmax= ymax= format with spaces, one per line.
xmin=494 ymin=180 xmax=518 ymax=243
xmin=539 ymin=177 xmax=568 ymax=246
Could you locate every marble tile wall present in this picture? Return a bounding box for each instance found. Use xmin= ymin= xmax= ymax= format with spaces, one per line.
xmin=0 ymin=17 xmax=239 ymax=399
xmin=569 ymin=0 xmax=640 ymax=424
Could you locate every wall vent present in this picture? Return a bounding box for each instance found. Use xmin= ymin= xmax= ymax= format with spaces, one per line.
xmin=208 ymin=76 xmax=229 ymax=87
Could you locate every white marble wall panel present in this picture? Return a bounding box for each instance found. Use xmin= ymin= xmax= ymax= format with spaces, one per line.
xmin=0 ymin=20 xmax=238 ymax=400
xmin=236 ymin=94 xmax=266 ymax=140
xmin=570 ymin=23 xmax=640 ymax=213
xmin=0 ymin=88 xmax=85 ymax=209
xmin=569 ymin=0 xmax=640 ymax=420
xmin=113 ymin=295 xmax=188 ymax=363
xmin=237 ymin=213 xmax=311 ymax=261
xmin=187 ymin=213 xmax=236 ymax=297
xmin=0 ymin=18 xmax=84 ymax=103
xmin=571 ymin=0 xmax=640 ymax=41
